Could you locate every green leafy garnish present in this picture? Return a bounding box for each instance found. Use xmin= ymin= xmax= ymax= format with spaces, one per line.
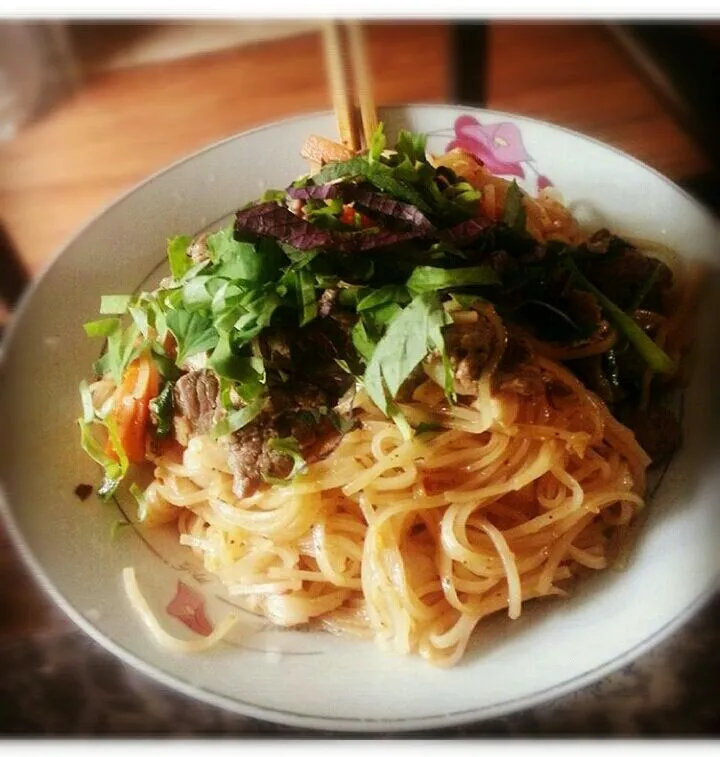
xmin=502 ymin=181 xmax=526 ymax=235
xmin=166 ymin=310 xmax=219 ymax=365
xmin=315 ymin=157 xmax=434 ymax=215
xmin=210 ymin=396 xmax=265 ymax=440
xmin=563 ymin=256 xmax=675 ymax=375
xmin=78 ymin=416 xmax=128 ymax=500
xmin=167 ymin=235 xmax=193 ymax=280
xmin=368 ymin=122 xmax=386 ymax=163
xmin=208 ymin=334 xmax=266 ymax=400
xmin=363 ymin=292 xmax=452 ymax=416
xmin=149 ymin=381 xmax=174 ymax=437
xmin=84 ymin=317 xmax=120 ymax=338
xmin=356 ymin=285 xmax=411 ymax=312
xmin=407 ymin=265 xmax=499 ymax=295
xmin=100 ymin=295 xmax=132 ymax=315
xmin=263 ymin=437 xmax=308 ymax=484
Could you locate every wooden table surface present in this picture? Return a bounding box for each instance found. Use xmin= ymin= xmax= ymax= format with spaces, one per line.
xmin=0 ymin=21 xmax=718 ymax=736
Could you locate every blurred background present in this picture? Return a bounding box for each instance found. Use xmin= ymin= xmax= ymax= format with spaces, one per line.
xmin=1 ymin=21 xmax=719 ymax=328
xmin=0 ymin=19 xmax=719 ymax=736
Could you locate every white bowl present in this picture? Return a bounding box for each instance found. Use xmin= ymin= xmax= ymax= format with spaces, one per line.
xmin=1 ymin=105 xmax=719 ymax=733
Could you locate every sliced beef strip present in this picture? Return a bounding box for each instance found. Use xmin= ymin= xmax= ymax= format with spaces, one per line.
xmin=260 ymin=318 xmax=356 ymax=400
xmin=491 ymin=337 xmax=546 ymax=397
xmin=580 ymin=244 xmax=673 ymax=313
xmin=173 ymin=369 xmax=220 ymax=437
xmin=226 ymin=387 xmax=350 ymax=498
xmin=224 ymin=379 xmax=353 ymax=499
xmin=226 ymin=416 xmax=292 ymax=499
xmin=444 ymin=311 xmax=497 ymax=395
xmin=174 ymin=315 xmax=358 ymax=498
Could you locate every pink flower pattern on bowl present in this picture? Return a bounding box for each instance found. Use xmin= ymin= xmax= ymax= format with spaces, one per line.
xmin=446 ymin=115 xmax=553 ymax=193
xmin=166 ymin=580 xmax=213 ymax=637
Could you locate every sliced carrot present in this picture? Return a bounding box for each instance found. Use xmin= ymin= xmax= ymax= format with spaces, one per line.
xmin=106 ymin=354 xmax=160 ymax=464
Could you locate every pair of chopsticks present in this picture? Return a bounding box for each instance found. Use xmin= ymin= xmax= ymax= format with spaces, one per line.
xmin=321 ymin=22 xmax=378 ymax=153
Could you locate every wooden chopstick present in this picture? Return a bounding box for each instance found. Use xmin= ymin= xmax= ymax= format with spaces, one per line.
xmin=321 ymin=22 xmax=360 ymax=153
xmin=345 ymin=22 xmax=378 ymax=149
xmin=321 ymin=21 xmax=377 ymax=153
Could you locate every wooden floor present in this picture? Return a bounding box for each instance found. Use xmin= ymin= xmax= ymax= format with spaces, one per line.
xmin=0 ymin=22 xmax=710 ymax=278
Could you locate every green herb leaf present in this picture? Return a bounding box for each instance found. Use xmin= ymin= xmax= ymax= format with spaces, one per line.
xmin=208 ymin=334 xmax=266 ymax=400
xmin=263 ymin=437 xmax=308 ymax=484
xmin=105 ymin=323 xmax=144 ymax=384
xmin=356 ymin=285 xmax=410 ymax=312
xmin=166 ymin=310 xmax=218 ymax=364
xmin=363 ymin=292 xmax=452 ymax=415
xmin=167 ymin=235 xmax=193 ymax=280
xmin=210 ymin=396 xmax=265 ymax=440
xmin=502 ymin=181 xmax=526 ymax=235
xmin=149 ymin=381 xmax=174 ymax=437
xmin=261 ymin=188 xmax=287 ymax=203
xmin=296 ymin=267 xmax=317 ymax=327
xmin=407 ymin=265 xmax=499 ymax=294
xmin=100 ymin=294 xmax=132 ymax=315
xmin=128 ymin=305 xmax=149 ymax=338
xmin=563 ymin=256 xmax=675 ymax=375
xmin=351 ymin=319 xmax=378 ymax=362
xmin=150 ymin=345 xmax=182 ymax=381
xmin=395 ymin=129 xmax=427 ymax=164
xmin=314 ymin=157 xmax=433 ymax=215
xmin=368 ymin=122 xmax=386 ymax=163
xmin=84 ymin=317 xmax=121 ymax=338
